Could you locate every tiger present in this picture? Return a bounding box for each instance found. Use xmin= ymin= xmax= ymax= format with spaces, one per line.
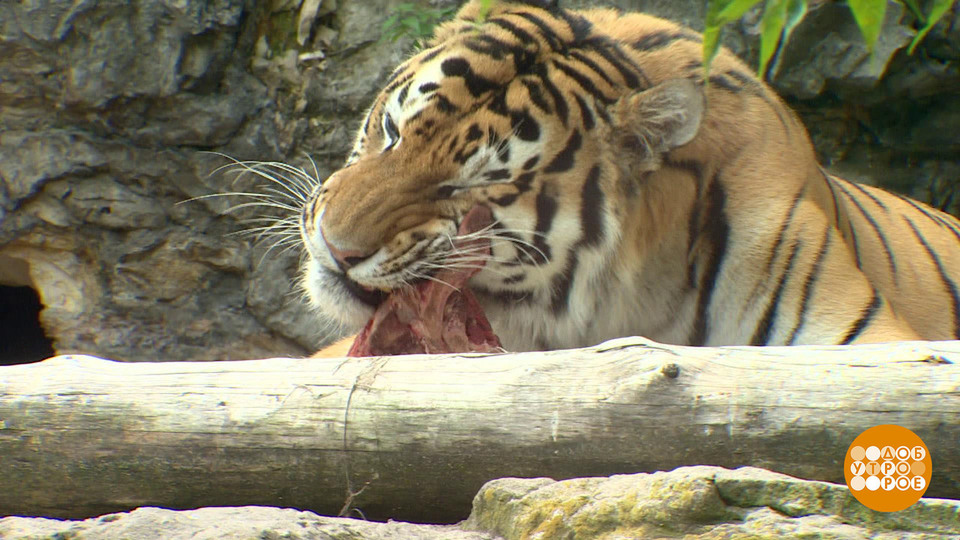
xmin=298 ymin=0 xmax=960 ymax=353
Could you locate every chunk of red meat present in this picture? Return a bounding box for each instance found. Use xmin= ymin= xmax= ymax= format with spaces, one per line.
xmin=347 ymin=206 xmax=502 ymax=356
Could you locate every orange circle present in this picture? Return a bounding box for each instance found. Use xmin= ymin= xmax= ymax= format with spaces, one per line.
xmin=844 ymin=425 xmax=932 ymax=512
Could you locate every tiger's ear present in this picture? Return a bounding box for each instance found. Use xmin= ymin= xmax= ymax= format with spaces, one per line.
xmin=611 ymin=78 xmax=705 ymax=169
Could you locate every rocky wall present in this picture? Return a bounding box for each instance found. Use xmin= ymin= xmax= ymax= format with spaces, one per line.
xmin=1 ymin=0 xmax=957 ymax=362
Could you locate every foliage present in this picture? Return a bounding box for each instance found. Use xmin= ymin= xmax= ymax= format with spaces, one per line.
xmin=703 ymin=0 xmax=959 ymax=78
xmin=381 ymin=1 xmax=957 ymax=77
xmin=381 ymin=0 xmax=497 ymax=49
xmin=381 ymin=3 xmax=459 ymax=49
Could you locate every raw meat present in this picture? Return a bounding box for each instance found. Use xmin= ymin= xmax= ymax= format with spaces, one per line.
xmin=347 ymin=206 xmax=503 ymax=356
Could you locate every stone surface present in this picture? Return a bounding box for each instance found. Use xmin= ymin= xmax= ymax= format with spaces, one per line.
xmin=1 ymin=0 xmax=958 ymax=362
xmin=0 ymin=506 xmax=499 ymax=540
xmin=464 ymin=466 xmax=960 ymax=540
xmin=2 ymin=467 xmax=958 ymax=539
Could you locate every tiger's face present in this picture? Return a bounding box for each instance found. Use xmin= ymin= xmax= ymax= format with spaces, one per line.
xmin=299 ymin=1 xmax=704 ymax=349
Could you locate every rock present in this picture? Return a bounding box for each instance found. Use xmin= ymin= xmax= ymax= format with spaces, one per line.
xmin=0 ymin=506 xmax=500 ymax=540
xmin=464 ymin=466 xmax=960 ymax=539
xmin=771 ymin=2 xmax=915 ymax=100
xmin=2 ymin=467 xmax=957 ymax=539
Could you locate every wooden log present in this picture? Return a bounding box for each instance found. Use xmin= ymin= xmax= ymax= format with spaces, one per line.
xmin=0 ymin=338 xmax=957 ymax=523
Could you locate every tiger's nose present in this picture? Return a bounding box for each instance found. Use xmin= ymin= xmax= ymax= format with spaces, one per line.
xmin=321 ymin=229 xmax=371 ymax=271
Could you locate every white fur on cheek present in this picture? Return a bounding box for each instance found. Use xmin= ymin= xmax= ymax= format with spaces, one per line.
xmin=301 ymin=257 xmax=373 ymax=332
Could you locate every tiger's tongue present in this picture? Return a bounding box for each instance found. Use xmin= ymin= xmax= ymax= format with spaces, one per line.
xmin=347 ymin=206 xmax=502 ymax=356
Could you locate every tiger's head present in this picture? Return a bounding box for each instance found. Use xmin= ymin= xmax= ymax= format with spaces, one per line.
xmin=300 ymin=0 xmax=705 ymax=349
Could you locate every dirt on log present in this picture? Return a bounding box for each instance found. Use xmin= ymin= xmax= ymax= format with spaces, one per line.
xmin=0 ymin=338 xmax=957 ymax=523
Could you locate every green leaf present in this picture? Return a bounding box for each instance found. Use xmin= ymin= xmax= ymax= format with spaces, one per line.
xmin=908 ymin=0 xmax=955 ymax=54
xmin=704 ymin=0 xmax=763 ymax=76
xmin=782 ymin=0 xmax=809 ymax=39
xmin=758 ymin=0 xmax=788 ymax=78
xmin=714 ymin=0 xmax=766 ymax=23
xmin=897 ymin=0 xmax=927 ymax=22
xmin=478 ymin=0 xmax=497 ymax=22
xmin=702 ymin=26 xmax=723 ymax=76
xmin=766 ymin=0 xmax=809 ymax=76
xmin=847 ymin=0 xmax=887 ymax=52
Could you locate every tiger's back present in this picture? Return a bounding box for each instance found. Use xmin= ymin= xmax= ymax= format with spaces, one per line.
xmin=299 ymin=0 xmax=960 ymax=351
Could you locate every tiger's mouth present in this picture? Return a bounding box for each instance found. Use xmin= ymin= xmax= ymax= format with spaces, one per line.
xmin=335 ymin=205 xmax=494 ymax=308
xmin=336 ymin=273 xmax=387 ymax=307
xmin=344 ymin=205 xmax=502 ymax=356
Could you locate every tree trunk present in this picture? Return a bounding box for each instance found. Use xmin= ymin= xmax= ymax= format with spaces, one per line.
xmin=1 ymin=338 xmax=957 ymax=523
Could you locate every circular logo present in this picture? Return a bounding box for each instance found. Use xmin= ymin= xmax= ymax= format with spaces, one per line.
xmin=844 ymin=425 xmax=932 ymax=512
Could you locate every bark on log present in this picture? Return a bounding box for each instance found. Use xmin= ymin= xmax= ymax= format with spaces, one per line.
xmin=0 ymin=338 xmax=957 ymax=523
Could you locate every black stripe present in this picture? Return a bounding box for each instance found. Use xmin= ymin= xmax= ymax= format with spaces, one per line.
xmin=446 ymin=134 xmax=460 ymax=153
xmin=708 ymin=75 xmax=742 ymax=93
xmin=472 ymin=284 xmax=534 ymax=305
xmin=419 ymin=82 xmax=439 ymax=94
xmin=572 ymin=93 xmax=595 ymax=130
xmin=750 ymin=240 xmax=801 ymax=345
xmin=550 ymin=256 xmax=578 ymax=313
xmin=515 ymin=171 xmax=537 ymax=192
xmin=631 ymin=30 xmax=700 ymax=52
xmin=552 ymin=59 xmax=613 ymax=104
xmin=839 ymin=290 xmax=881 ymax=344
xmin=487 ymin=127 xmax=509 ymax=162
xmin=362 ymin=114 xmax=373 ymax=138
xmin=848 ymin=221 xmax=862 ymax=269
xmin=569 ymin=50 xmax=617 ymax=88
xmin=595 ymin=102 xmax=613 ymax=125
xmin=440 ymin=57 xmax=499 ymax=97
xmin=895 ymin=192 xmax=960 ymax=244
xmin=763 ymin=188 xmax=805 ymax=277
xmin=488 ymin=18 xmax=538 ymax=46
xmin=484 ymin=169 xmax=512 ymax=181
xmin=725 ymin=70 xmax=756 ymax=86
xmin=551 ymin=165 xmax=606 ymax=314
xmin=556 ymin=9 xmax=592 ymax=43
xmin=465 ymin=123 xmax=483 ymax=141
xmin=418 ymin=47 xmax=444 ymax=64
xmin=744 ymin=188 xmax=804 ymax=309
xmin=433 ymin=93 xmax=458 ymax=113
xmin=510 ymin=109 xmax=541 ymax=141
xmin=906 ymin=217 xmax=960 ymax=338
xmin=580 ymin=165 xmax=604 ymax=247
xmin=821 ymin=169 xmax=841 ymax=225
xmin=583 ymin=37 xmax=648 ymax=89
xmin=466 ymin=34 xmax=518 ymax=58
xmin=787 ymin=227 xmax=832 ymax=344
xmin=397 ymin=82 xmax=411 ymax=104
xmin=491 ymin=193 xmax=519 ymax=207
xmin=544 ymin=130 xmax=582 ymax=173
xmin=670 ymin=158 xmax=705 ymax=287
xmin=487 ymin=91 xmax=509 ymax=117
xmin=382 ymin=73 xmax=413 ymax=97
xmin=453 ymin=146 xmax=479 ymax=164
xmin=522 ymin=156 xmax=540 ymax=170
xmin=834 ymin=180 xmax=897 ymax=278
xmin=532 ymin=63 xmax=568 ymax=125
xmin=522 ymin=79 xmax=553 ymax=113
xmin=846 ymin=181 xmax=889 ymax=212
xmin=690 ymin=175 xmax=729 ymax=346
xmin=514 ymin=11 xmax=566 ymax=52
xmin=724 ymin=69 xmax=792 ymax=132
xmin=532 ymin=186 xmax=557 ymax=263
